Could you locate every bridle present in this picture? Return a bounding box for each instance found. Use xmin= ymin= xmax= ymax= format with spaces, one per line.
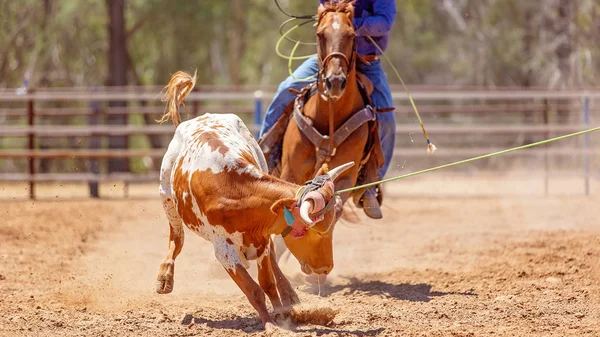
xmin=315 ymin=8 xmax=357 ymax=97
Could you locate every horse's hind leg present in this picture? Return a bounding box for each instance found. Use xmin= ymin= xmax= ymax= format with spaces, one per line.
xmin=156 ymin=138 xmax=185 ymax=294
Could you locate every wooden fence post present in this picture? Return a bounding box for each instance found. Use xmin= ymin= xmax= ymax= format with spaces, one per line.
xmin=27 ymin=91 xmax=35 ymax=200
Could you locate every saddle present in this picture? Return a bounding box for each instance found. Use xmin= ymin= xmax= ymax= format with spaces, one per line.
xmin=258 ymin=75 xmax=391 ymax=206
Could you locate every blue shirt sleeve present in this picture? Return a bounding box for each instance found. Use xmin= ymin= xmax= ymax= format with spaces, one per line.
xmin=353 ymin=0 xmax=396 ymax=37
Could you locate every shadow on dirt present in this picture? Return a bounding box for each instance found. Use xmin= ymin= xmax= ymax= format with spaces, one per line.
xmin=181 ymin=314 xmax=263 ymax=333
xmin=298 ymin=327 xmax=386 ymax=336
xmin=319 ymin=277 xmax=477 ymax=302
xmin=182 ymin=313 xmax=386 ymax=335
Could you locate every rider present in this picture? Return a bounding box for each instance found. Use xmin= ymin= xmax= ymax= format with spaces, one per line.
xmin=260 ymin=0 xmax=396 ymax=219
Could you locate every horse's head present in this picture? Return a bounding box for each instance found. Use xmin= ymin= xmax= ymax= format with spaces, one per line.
xmin=316 ymin=0 xmax=356 ymax=100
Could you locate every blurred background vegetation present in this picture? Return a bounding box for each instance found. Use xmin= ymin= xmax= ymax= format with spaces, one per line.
xmin=2 ymin=0 xmax=600 ymax=89
xmin=1 ymin=0 xmax=599 ymax=180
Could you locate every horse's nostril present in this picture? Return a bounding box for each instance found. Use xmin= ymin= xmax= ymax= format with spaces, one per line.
xmin=324 ymin=78 xmax=332 ymax=91
xmin=340 ymin=78 xmax=347 ymax=90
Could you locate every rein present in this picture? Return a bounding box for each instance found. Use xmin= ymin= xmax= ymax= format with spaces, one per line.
xmin=311 ymin=8 xmax=358 ymax=169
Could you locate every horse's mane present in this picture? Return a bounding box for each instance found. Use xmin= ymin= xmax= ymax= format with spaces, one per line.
xmin=321 ymin=0 xmax=355 ymax=14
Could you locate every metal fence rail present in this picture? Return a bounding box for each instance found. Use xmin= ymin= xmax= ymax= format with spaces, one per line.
xmin=0 ymin=86 xmax=598 ymax=199
xmin=1 ymin=124 xmax=597 ymax=138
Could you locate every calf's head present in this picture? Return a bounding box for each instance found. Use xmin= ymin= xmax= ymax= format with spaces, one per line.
xmin=271 ymin=162 xmax=354 ymax=276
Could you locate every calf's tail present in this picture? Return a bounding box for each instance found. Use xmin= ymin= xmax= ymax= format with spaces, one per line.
xmin=157 ymin=70 xmax=197 ymax=127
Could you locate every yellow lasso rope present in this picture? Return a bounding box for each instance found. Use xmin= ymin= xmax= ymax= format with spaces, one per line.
xmin=366 ymin=36 xmax=436 ymax=154
xmin=275 ymin=18 xmax=319 ymax=81
xmin=337 ymin=127 xmax=600 ymax=194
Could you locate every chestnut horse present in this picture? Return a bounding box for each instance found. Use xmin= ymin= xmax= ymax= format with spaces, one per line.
xmin=261 ymin=1 xmax=385 ymax=276
xmin=273 ymin=0 xmax=383 ymax=217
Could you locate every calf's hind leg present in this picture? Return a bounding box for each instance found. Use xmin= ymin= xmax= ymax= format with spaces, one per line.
xmin=156 ymin=195 xmax=185 ymax=294
xmin=156 ymin=139 xmax=184 ymax=295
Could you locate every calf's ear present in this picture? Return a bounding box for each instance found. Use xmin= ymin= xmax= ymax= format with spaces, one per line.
xmin=270 ymin=198 xmax=297 ymax=215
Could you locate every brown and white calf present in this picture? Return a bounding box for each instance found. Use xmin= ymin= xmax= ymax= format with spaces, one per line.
xmin=155 ymin=71 xmax=353 ymax=329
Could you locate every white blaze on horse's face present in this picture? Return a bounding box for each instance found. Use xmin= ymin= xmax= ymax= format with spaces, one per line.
xmin=332 ymin=21 xmax=340 ymax=30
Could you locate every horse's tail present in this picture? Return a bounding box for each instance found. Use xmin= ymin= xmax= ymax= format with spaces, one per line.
xmin=157 ymin=70 xmax=197 ymax=127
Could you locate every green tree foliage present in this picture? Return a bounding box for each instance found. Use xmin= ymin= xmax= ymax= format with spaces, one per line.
xmin=1 ymin=0 xmax=600 ymax=89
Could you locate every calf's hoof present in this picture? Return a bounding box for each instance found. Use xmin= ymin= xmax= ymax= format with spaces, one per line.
xmin=156 ymin=273 xmax=174 ymax=294
xmin=156 ymin=261 xmax=175 ymax=294
xmin=264 ymin=321 xmax=283 ymax=333
xmin=274 ymin=306 xmax=293 ymax=322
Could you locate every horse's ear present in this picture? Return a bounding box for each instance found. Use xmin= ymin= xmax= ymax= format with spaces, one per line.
xmin=318 ymin=3 xmax=326 ymax=16
xmin=344 ymin=1 xmax=355 ymax=20
xmin=345 ymin=9 xmax=354 ymax=22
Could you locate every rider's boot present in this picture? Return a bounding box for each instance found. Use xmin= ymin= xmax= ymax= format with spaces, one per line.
xmin=353 ymin=155 xmax=384 ymax=219
xmin=361 ymin=186 xmax=382 ymax=219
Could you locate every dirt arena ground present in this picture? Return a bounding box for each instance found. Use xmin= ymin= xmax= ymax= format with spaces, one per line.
xmin=1 ymin=178 xmax=599 ymax=336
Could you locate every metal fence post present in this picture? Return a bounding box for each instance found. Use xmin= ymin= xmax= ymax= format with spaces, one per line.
xmin=543 ymin=98 xmax=549 ymax=196
xmin=27 ymin=91 xmax=35 ymax=200
xmin=583 ymin=95 xmax=590 ymax=196
xmin=253 ymin=90 xmax=263 ymax=138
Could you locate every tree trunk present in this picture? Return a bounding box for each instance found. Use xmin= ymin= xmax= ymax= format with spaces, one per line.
xmin=106 ymin=0 xmax=129 ymax=173
xmin=126 ymin=49 xmax=163 ymax=156
xmin=227 ymin=0 xmax=249 ymax=85
xmin=522 ymin=8 xmax=535 ymax=145
xmin=554 ymin=0 xmax=573 ymax=91
xmin=552 ymin=0 xmax=574 ymax=169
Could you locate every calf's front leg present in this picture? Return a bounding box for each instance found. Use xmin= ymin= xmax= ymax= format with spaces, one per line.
xmin=225 ymin=264 xmax=275 ymax=329
xmin=257 ymin=242 xmax=282 ymax=311
xmin=268 ymin=240 xmax=300 ymax=307
xmin=215 ymin=240 xmax=275 ymax=329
